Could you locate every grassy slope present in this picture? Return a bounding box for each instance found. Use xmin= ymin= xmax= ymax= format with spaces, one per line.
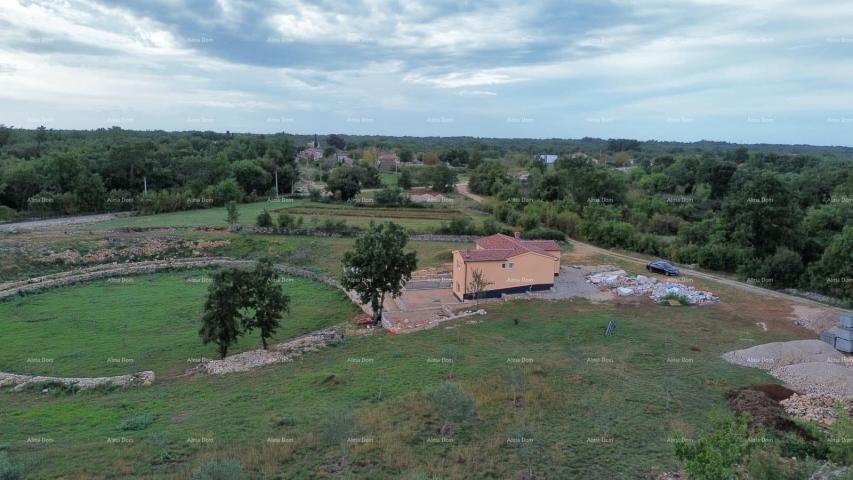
xmin=0 ymin=300 xmax=791 ymax=479
xmin=0 ymin=270 xmax=359 ymax=377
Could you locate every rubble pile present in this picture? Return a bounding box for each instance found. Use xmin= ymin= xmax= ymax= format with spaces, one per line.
xmin=781 ymin=393 xmax=853 ymax=426
xmin=586 ymin=270 xmax=719 ymax=304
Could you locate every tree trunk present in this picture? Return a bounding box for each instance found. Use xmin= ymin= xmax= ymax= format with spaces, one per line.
xmin=262 ymin=335 xmax=268 ymax=349
xmin=371 ymin=293 xmax=383 ymax=326
xmin=219 ymin=344 xmax=228 ymax=359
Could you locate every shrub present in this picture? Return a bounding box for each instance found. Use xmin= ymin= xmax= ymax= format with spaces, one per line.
xmin=745 ymin=448 xmax=816 ymax=480
xmin=277 ymin=212 xmax=294 ymax=229
xmin=0 ymin=452 xmax=26 ymax=480
xmin=0 ymin=205 xmax=16 ymax=222
xmin=426 ymin=382 xmax=475 ymax=435
xmin=659 ymin=293 xmax=689 ymax=305
xmin=522 ymin=228 xmax=565 ymax=241
xmin=481 ymin=217 xmax=501 ymax=235
xmin=673 ymin=413 xmax=754 ymax=480
xmin=374 ymin=186 xmax=406 ymax=207
xmin=256 ymin=209 xmax=273 ymax=227
xmin=828 ymin=407 xmax=853 ymax=464
xmin=309 ymin=188 xmax=322 ymax=202
xmin=438 ymin=216 xmax=478 ymax=235
xmin=635 ymin=234 xmax=665 ymax=256
xmin=191 ymin=459 xmax=243 ymax=480
xmin=118 ymin=413 xmax=156 ymax=431
xmin=554 ymin=211 xmax=580 ymax=237
xmin=19 ymin=381 xmax=78 ymax=396
xmin=649 ymin=213 xmax=683 ymax=235
xmin=670 ymin=244 xmax=699 ymax=264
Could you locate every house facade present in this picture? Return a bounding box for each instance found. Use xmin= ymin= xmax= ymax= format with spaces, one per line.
xmin=451 ymin=233 xmax=560 ymax=301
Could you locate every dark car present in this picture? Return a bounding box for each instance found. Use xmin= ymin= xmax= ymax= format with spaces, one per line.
xmin=646 ymin=260 xmax=679 ymax=276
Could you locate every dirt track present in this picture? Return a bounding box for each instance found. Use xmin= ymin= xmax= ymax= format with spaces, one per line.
xmin=0 ymin=213 xmax=116 ymax=232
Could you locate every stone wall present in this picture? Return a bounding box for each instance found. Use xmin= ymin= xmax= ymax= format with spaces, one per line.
xmin=0 ymin=371 xmax=155 ymax=391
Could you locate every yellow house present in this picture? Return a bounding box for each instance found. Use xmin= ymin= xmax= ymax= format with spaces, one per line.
xmin=451 ymin=233 xmax=561 ymax=301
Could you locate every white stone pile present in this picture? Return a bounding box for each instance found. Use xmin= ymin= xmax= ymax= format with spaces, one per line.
xmin=0 ymin=371 xmax=154 ymax=391
xmin=586 ymin=270 xmax=719 ymax=304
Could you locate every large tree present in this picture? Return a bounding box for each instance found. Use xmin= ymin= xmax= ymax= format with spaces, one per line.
xmin=199 ymin=269 xmax=251 ymax=358
xmin=245 ymin=258 xmax=290 ymax=349
xmin=341 ymin=222 xmax=417 ymax=325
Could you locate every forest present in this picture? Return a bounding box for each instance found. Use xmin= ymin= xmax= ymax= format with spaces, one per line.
xmin=0 ymin=125 xmax=850 ymax=305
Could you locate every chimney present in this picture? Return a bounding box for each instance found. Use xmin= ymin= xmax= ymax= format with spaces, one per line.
xmin=514 ymin=231 xmax=520 ymax=238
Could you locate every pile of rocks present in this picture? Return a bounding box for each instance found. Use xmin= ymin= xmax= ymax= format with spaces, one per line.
xmin=781 ymin=393 xmax=853 ymax=426
xmin=0 ymin=370 xmax=154 ymax=391
xmin=587 ymin=270 xmax=719 ymax=304
xmin=724 ymin=340 xmax=853 ymax=414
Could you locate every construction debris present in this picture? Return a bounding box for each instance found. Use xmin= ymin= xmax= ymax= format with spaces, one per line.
xmin=587 ymin=271 xmax=719 ymax=304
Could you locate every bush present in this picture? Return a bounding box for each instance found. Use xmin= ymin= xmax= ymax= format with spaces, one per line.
xmin=191 ymin=459 xmax=243 ymax=480
xmin=554 ymin=211 xmax=580 ymax=237
xmin=318 ymin=219 xmax=349 ymax=233
xmin=0 ymin=205 xmax=16 ymax=222
xmin=649 ymin=213 xmax=683 ymax=235
xmin=745 ymin=448 xmax=816 ymax=480
xmin=828 ymin=407 xmax=853 ymax=464
xmin=673 ymin=413 xmax=754 ymax=480
xmin=426 ymin=382 xmax=475 ymax=435
xmin=522 ymin=228 xmax=565 ymax=241
xmin=0 ymin=452 xmax=26 ymax=480
xmin=660 ymin=292 xmax=689 ymax=305
xmin=670 ymin=244 xmax=700 ymax=264
xmin=635 ymin=234 xmax=665 ymax=256
xmin=309 ymin=188 xmax=322 ymax=202
xmin=277 ymin=212 xmax=294 ymax=229
xmin=256 ymin=209 xmax=273 ymax=227
xmin=697 ymin=242 xmax=742 ymax=271
xmin=481 ymin=217 xmax=501 ymax=235
xmin=374 ymin=186 xmax=406 ymax=207
xmin=118 ymin=413 xmax=156 ymax=431
xmin=438 ymin=216 xmax=479 ymax=235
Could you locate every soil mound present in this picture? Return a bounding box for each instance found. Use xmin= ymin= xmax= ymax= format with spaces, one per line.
xmin=750 ymin=383 xmax=798 ymax=402
xmin=725 ymin=387 xmax=814 ymax=440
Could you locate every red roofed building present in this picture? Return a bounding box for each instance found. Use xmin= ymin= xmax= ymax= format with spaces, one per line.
xmin=376 ymin=153 xmax=400 ymax=170
xmin=451 ymin=233 xmax=561 ymax=301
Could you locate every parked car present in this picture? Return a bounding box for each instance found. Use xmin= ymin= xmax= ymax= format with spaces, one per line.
xmin=646 ymin=260 xmax=679 ymax=276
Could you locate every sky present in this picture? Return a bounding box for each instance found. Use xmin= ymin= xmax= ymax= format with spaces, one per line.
xmin=1 ymin=0 xmax=853 ymax=145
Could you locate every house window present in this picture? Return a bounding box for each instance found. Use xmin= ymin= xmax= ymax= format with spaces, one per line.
xmin=502 ymin=262 xmax=514 ymax=270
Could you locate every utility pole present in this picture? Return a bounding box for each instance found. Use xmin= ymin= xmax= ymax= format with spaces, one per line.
xmin=274 ymin=169 xmax=279 ymax=198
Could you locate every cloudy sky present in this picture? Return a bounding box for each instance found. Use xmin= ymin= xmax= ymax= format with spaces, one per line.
xmin=1 ymin=0 xmax=852 ymax=145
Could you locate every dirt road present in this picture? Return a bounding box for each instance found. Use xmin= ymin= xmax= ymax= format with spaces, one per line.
xmin=455 ymin=182 xmax=484 ymax=203
xmin=0 ymin=213 xmax=116 ymax=232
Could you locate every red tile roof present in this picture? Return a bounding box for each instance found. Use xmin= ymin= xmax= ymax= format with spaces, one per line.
xmin=461 ymin=234 xmax=560 ymax=262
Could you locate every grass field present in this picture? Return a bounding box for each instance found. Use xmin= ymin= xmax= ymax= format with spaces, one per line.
xmin=0 ymin=299 xmax=794 ymax=479
xmin=0 ymin=270 xmax=359 ymax=377
xmin=90 ymin=200 xmax=305 ymax=230
xmin=89 ymin=199 xmax=465 ymax=233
